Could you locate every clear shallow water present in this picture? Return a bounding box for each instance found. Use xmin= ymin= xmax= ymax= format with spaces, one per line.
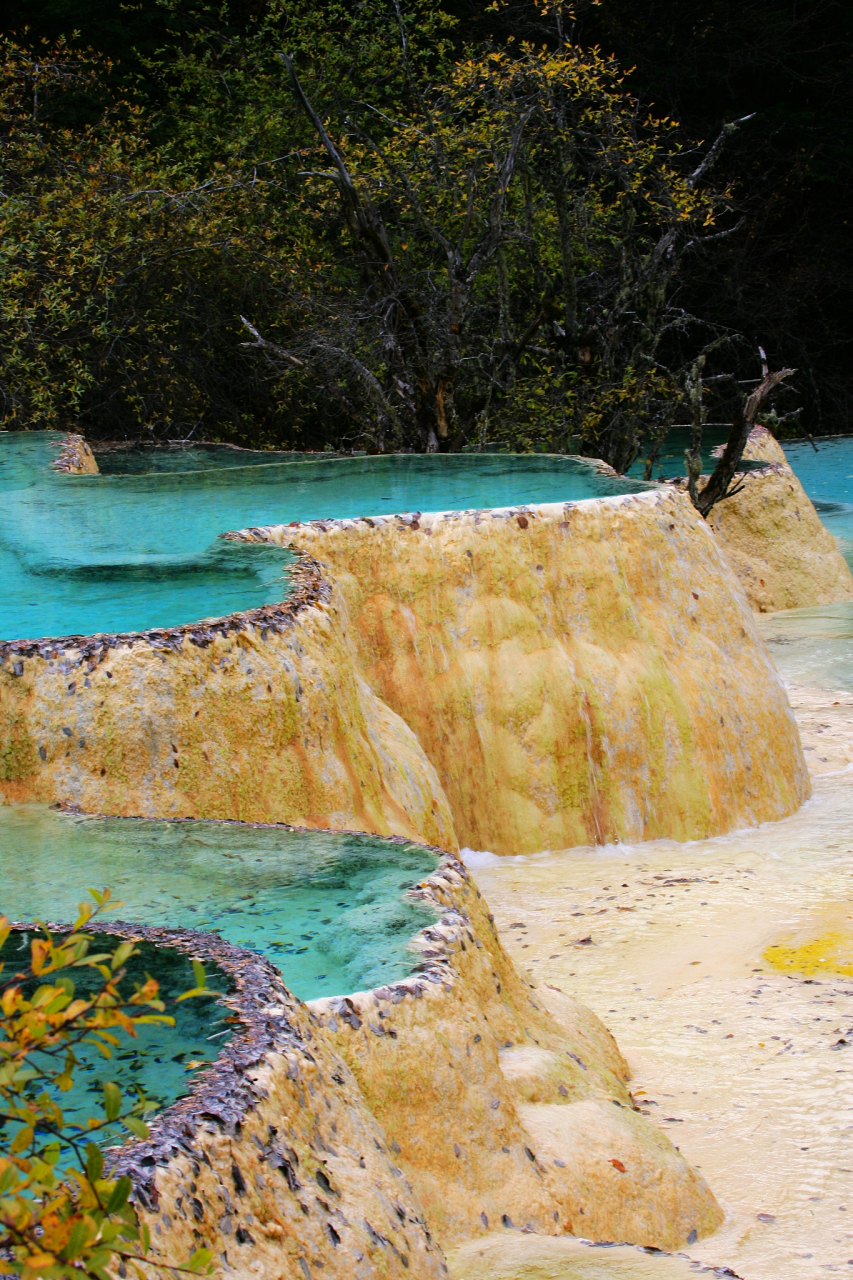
xmin=0 ymin=432 xmax=647 ymax=642
xmin=0 ymin=805 xmax=439 ymax=1000
xmin=17 ymin=935 xmax=232 ymax=1135
xmin=757 ymin=602 xmax=853 ymax=692
xmin=94 ymin=443 xmax=323 ymax=475
xmin=784 ymin=437 xmax=853 ymax=565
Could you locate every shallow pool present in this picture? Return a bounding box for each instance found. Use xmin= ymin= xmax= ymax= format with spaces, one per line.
xmin=757 ymin=601 xmax=853 ymax=692
xmin=784 ymin=436 xmax=853 ymax=566
xmin=1 ymin=432 xmax=648 ymax=642
xmin=15 ymin=934 xmax=233 ymax=1134
xmin=0 ymin=805 xmax=440 ymax=1000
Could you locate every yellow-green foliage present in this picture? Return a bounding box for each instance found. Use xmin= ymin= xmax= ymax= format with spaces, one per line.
xmin=0 ymin=891 xmax=213 ymax=1279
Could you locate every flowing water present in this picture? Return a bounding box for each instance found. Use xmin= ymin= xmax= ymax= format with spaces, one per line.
xmin=758 ymin=602 xmax=853 ymax=693
xmin=0 ymin=432 xmax=648 ymax=643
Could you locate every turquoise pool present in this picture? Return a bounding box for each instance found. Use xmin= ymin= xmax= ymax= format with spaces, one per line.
xmin=0 ymin=804 xmax=440 ymax=1001
xmin=784 ymin=436 xmax=853 ymax=567
xmin=1 ymin=432 xmax=648 ymax=642
xmin=15 ymin=934 xmax=233 ymax=1135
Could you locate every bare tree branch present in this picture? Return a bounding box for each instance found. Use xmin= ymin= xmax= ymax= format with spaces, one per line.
xmin=691 ymin=362 xmax=795 ymax=517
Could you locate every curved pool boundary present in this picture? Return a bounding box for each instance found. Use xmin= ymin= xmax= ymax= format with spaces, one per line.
xmin=5 ymin=829 xmax=724 ymax=1271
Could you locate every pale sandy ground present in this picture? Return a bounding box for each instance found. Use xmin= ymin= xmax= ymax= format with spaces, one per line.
xmin=450 ymin=686 xmax=853 ymax=1280
xmin=790 ymin=687 xmax=853 ymax=774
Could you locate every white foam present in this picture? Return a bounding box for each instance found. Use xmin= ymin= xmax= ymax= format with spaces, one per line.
xmin=459 ymin=846 xmax=502 ymax=868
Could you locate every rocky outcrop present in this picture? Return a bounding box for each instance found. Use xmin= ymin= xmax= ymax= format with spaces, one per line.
xmin=0 ymin=487 xmax=808 ymax=853
xmin=245 ymin=486 xmax=808 ymax=853
xmin=72 ymin=846 xmax=720 ymax=1275
xmin=0 ymin=562 xmax=456 ymax=849
xmin=52 ymin=433 xmax=99 ymax=474
xmin=308 ymin=855 xmax=722 ymax=1252
xmin=704 ymin=426 xmax=853 ymax=612
xmin=69 ymin=921 xmax=448 ymax=1280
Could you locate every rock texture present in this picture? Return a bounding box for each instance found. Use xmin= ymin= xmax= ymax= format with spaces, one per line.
xmin=27 ymin=849 xmax=720 ymax=1274
xmin=307 ymin=855 xmax=722 ymax=1252
xmin=52 ymin=433 xmax=99 ymax=474
xmin=1 ymin=487 xmax=808 ymax=853
xmin=704 ymin=426 xmax=853 ymax=612
xmin=80 ymin=922 xmax=448 ymax=1280
xmin=248 ymin=486 xmax=808 ymax=853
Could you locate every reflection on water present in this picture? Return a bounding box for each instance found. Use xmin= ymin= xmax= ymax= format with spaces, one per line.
xmin=94 ymin=443 xmax=323 ymax=475
xmin=1 ymin=432 xmax=648 ymax=642
xmin=757 ymin=602 xmax=853 ymax=692
xmin=0 ymin=805 xmax=439 ymax=999
xmin=469 ymin=769 xmax=853 ymax=1280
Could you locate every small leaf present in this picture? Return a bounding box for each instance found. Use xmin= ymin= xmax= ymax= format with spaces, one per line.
xmin=110 ymin=941 xmax=135 ymax=972
xmin=86 ymin=1142 xmax=104 ymax=1183
xmin=192 ymin=960 xmax=205 ymax=989
xmin=123 ymin=1116 xmax=150 ymax=1140
xmin=106 ymin=1175 xmax=132 ymax=1214
xmin=103 ymin=1081 xmax=121 ymax=1122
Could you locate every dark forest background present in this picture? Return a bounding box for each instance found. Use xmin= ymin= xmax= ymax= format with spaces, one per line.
xmin=1 ymin=0 xmax=850 ymax=466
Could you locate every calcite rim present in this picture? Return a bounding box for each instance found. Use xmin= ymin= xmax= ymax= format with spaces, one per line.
xmin=0 ymin=431 xmax=653 ymax=658
xmin=6 ymin=830 xmax=466 ymax=1205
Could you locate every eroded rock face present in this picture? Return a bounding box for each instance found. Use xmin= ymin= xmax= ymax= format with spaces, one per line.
xmin=252 ymin=487 xmax=808 ymax=853
xmin=705 ymin=426 xmax=853 ymax=612
xmin=0 ymin=487 xmax=807 ymax=852
xmin=82 ymin=923 xmax=449 ymax=1280
xmin=90 ymin=853 xmax=721 ymax=1272
xmin=309 ymin=855 xmax=722 ymax=1251
xmin=0 ymin=564 xmax=456 ymax=849
xmin=52 ymin=433 xmax=99 ymax=474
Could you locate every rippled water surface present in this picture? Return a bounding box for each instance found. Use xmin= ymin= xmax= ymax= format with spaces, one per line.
xmin=757 ymin=602 xmax=853 ymax=692
xmin=0 ymin=805 xmax=439 ymax=999
xmin=1 ymin=432 xmax=647 ymax=642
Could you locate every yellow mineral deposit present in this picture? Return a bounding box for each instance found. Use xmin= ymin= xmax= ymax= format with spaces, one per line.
xmin=240 ymin=486 xmax=809 ymax=852
xmin=1 ymin=486 xmax=809 ymax=850
xmin=127 ymin=852 xmax=722 ymax=1279
xmin=701 ymin=425 xmax=853 ymax=612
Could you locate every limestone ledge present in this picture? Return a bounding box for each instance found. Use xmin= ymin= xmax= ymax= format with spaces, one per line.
xmin=700 ymin=425 xmax=853 ymax=612
xmin=235 ymin=486 xmax=809 ymax=853
xmin=52 ymin=432 xmax=99 ymax=474
xmin=1 ymin=486 xmax=808 ymax=852
xmin=0 ymin=559 xmax=457 ymax=849
xmin=14 ymin=839 xmax=720 ymax=1277
xmin=308 ymin=853 xmax=722 ymax=1253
